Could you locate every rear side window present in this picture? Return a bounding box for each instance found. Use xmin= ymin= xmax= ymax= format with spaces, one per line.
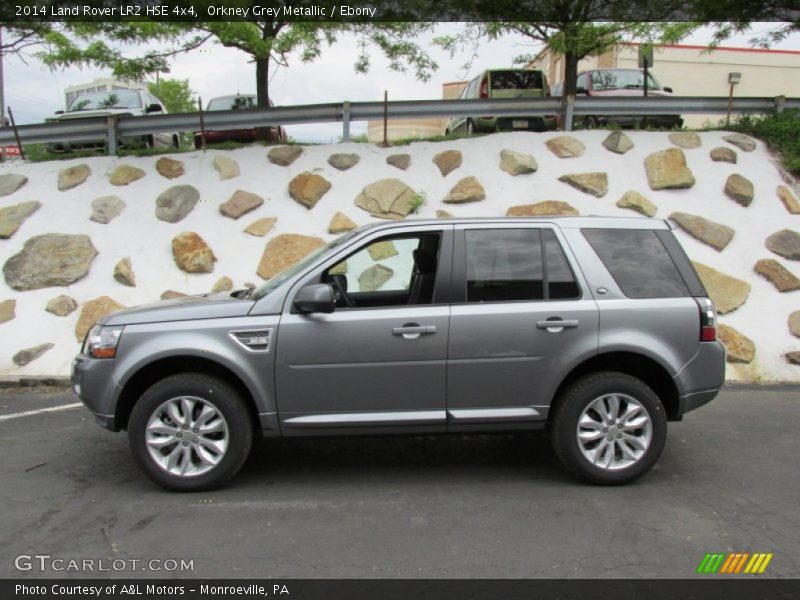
xmin=582 ymin=229 xmax=690 ymax=299
xmin=490 ymin=70 xmax=544 ymax=90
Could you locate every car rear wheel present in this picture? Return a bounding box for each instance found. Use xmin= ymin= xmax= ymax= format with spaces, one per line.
xmin=128 ymin=373 xmax=253 ymax=492
xmin=551 ymin=372 xmax=666 ymax=485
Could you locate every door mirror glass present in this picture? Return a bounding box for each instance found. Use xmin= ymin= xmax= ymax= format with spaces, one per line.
xmin=294 ymin=284 xmax=335 ymax=314
xmin=146 ymin=103 xmax=163 ymax=113
xmin=663 ymin=86 xmax=673 ymax=93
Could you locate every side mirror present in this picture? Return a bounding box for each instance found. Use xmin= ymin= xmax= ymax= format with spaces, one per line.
xmin=146 ymin=103 xmax=163 ymax=113
xmin=663 ymin=86 xmax=673 ymax=93
xmin=293 ymin=283 xmax=335 ymax=314
xmin=54 ymin=110 xmax=65 ymax=115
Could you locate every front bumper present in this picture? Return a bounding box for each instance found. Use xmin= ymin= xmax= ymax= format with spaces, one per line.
xmin=72 ymin=354 xmax=122 ymax=431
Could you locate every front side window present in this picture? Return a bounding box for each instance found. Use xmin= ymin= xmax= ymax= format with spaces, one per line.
xmin=207 ymin=96 xmax=257 ymax=111
xmin=590 ymin=70 xmax=661 ymax=91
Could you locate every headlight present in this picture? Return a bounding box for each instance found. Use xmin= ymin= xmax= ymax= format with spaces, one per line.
xmin=83 ymin=325 xmax=124 ymax=359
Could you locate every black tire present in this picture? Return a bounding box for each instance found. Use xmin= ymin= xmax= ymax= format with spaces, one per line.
xmin=466 ymin=119 xmax=475 ymax=135
xmin=128 ymin=373 xmax=253 ymax=492
xmin=171 ymin=135 xmax=180 ymax=149
xmin=551 ymin=371 xmax=667 ymax=485
xmin=583 ymin=116 xmax=599 ymax=129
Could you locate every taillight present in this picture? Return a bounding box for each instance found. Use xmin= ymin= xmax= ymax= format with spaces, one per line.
xmin=479 ymin=78 xmax=488 ymax=99
xmin=697 ymin=297 xmax=717 ymax=341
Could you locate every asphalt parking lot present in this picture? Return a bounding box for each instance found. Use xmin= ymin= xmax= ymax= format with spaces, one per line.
xmin=0 ymin=386 xmax=798 ymax=579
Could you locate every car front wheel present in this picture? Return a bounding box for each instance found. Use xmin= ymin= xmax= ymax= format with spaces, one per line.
xmin=128 ymin=373 xmax=253 ymax=492
xmin=551 ymin=372 xmax=667 ymax=485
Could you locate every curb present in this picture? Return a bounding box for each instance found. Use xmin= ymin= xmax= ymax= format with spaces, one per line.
xmin=0 ymin=377 xmax=72 ymax=390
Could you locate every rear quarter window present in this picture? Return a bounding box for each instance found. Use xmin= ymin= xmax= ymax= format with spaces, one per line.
xmin=490 ymin=70 xmax=544 ymax=90
xmin=582 ymin=228 xmax=690 ymax=299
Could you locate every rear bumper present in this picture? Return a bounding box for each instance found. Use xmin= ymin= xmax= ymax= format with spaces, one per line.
xmin=72 ymin=354 xmax=122 ymax=432
xmin=674 ymin=341 xmax=726 ymax=417
xmin=475 ymin=116 xmax=555 ymax=132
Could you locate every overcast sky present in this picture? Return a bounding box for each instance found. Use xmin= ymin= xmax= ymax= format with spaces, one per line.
xmin=3 ymin=23 xmax=798 ymax=142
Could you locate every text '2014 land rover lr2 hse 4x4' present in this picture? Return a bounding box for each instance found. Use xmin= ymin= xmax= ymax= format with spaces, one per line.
xmin=73 ymin=217 xmax=725 ymax=491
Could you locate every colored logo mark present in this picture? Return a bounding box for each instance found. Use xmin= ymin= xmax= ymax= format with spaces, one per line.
xmin=697 ymin=552 xmax=773 ymax=574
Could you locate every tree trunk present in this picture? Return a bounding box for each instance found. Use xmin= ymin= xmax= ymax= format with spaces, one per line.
xmin=560 ymin=51 xmax=579 ymax=131
xmin=255 ymin=56 xmax=271 ymax=142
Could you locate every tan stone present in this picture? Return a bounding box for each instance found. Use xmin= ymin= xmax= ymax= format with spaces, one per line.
xmin=0 ymin=299 xmax=16 ymax=324
xmin=499 ymin=149 xmax=537 ymax=175
xmin=57 ymin=164 xmax=91 ymax=191
xmin=668 ymin=132 xmax=702 ymax=149
xmin=212 ymin=276 xmax=233 ymax=293
xmin=368 ymin=241 xmax=398 ymax=261
xmin=75 ymin=296 xmax=125 ymax=341
xmin=358 ymin=264 xmax=393 ymax=292
xmin=507 ymin=201 xmax=579 ymax=217
xmin=327 ymin=153 xmax=360 ymax=171
xmin=724 ymin=174 xmax=754 ymax=207
xmin=723 ymin=133 xmax=756 ymax=152
xmin=13 ymin=343 xmax=54 ymax=367
xmin=113 ymin=257 xmax=136 ymax=287
xmin=443 ymin=176 xmax=486 ymax=203
xmin=288 ymin=172 xmax=331 ymax=208
xmin=754 ymin=259 xmax=800 ymax=292
xmin=645 ymin=148 xmax=695 ymax=190
xmin=3 ymin=234 xmax=97 ymax=291
xmin=559 ymin=172 xmax=608 ymax=197
xmin=777 ymin=185 xmax=800 ymax=214
xmin=0 ymin=201 xmax=41 ymax=239
xmin=710 ymin=147 xmax=737 ymax=164
xmin=602 ymin=131 xmax=633 ymax=154
xmin=692 ymin=262 xmax=750 ymax=314
xmin=669 ymin=212 xmax=734 ymax=251
xmin=545 ymin=136 xmax=585 ymax=158
xmin=386 ymin=154 xmax=411 ymax=170
xmin=785 ymin=352 xmax=800 ymax=365
xmin=213 ymin=155 xmax=240 ymax=180
xmin=155 ymin=157 xmax=185 ymax=179
xmin=267 ymin=145 xmax=303 ymax=166
xmin=161 ymin=290 xmax=187 ymax=300
xmin=244 ymin=217 xmax=277 ymax=237
xmin=329 ymin=261 xmax=348 ymax=275
xmin=790 ymin=310 xmax=800 ymax=338
xmin=0 ymin=174 xmax=28 ymax=197
xmin=616 ymin=191 xmax=657 ymax=217
xmin=717 ymin=324 xmax=755 ymax=364
xmin=329 ymin=212 xmax=357 ymax=233
xmin=354 ymin=179 xmax=419 ymax=220
xmin=45 ymin=295 xmax=77 ymax=317
xmin=220 ymin=189 xmax=264 ymax=219
xmin=171 ymin=232 xmax=216 ymax=274
xmin=433 ymin=150 xmax=462 ymax=176
xmin=436 ymin=210 xmax=454 ymax=218
xmin=766 ymin=229 xmax=800 ymax=260
xmin=257 ymin=234 xmax=324 ymax=279
xmin=108 ymin=164 xmax=145 ymax=186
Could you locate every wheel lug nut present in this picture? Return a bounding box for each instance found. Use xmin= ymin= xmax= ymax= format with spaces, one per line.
xmin=617 ymin=434 xmax=622 ymax=439
xmin=192 ymin=428 xmax=198 ymax=433
xmin=176 ymin=432 xmax=182 ymax=438
xmin=192 ymin=438 xmax=198 ymax=444
xmin=602 ymin=428 xmax=608 ymax=433
xmin=182 ymin=441 xmax=188 ymax=447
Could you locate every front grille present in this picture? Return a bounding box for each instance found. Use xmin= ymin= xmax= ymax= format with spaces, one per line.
xmin=228 ymin=329 xmax=272 ymax=353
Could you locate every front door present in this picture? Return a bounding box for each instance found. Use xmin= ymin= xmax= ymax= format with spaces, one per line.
xmin=275 ymin=226 xmax=453 ymax=434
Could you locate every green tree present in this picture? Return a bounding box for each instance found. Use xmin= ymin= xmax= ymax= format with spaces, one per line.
xmin=147 ymin=78 xmax=196 ymax=114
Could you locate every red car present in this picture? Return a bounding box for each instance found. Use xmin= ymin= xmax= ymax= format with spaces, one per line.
xmin=194 ymin=94 xmax=287 ymax=148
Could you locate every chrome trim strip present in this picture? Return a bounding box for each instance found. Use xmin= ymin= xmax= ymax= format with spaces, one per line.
xmin=447 ymin=407 xmax=541 ymax=422
xmin=283 ymin=410 xmax=446 ymax=428
xmin=227 ymin=328 xmax=273 ymax=353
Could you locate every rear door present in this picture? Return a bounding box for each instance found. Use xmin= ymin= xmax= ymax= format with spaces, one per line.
xmin=489 ymin=70 xmax=546 ymax=99
xmin=446 ymin=223 xmax=599 ymax=428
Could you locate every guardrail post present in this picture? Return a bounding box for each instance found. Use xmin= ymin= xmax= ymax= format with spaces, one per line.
xmin=775 ymin=95 xmax=786 ymax=113
xmin=106 ymin=116 xmax=118 ymax=156
xmin=564 ymin=95 xmax=575 ymax=132
xmin=342 ymin=101 xmax=351 ymax=142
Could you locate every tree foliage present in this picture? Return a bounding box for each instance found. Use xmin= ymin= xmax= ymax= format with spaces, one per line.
xmin=147 ymin=78 xmax=196 ymax=114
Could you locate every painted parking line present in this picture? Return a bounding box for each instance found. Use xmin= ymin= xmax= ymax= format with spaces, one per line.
xmin=0 ymin=402 xmax=83 ymax=422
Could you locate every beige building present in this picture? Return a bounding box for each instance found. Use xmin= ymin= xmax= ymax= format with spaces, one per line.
xmin=530 ymin=43 xmax=800 ymax=127
xmin=64 ymin=78 xmax=147 ymax=110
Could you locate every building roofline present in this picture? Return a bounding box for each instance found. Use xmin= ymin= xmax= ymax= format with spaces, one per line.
xmin=622 ymin=41 xmax=800 ymax=56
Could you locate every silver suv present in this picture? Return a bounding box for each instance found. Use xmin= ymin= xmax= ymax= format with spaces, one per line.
xmin=72 ymin=217 xmax=725 ymax=491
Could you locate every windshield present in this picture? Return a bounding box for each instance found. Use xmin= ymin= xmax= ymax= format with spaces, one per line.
xmin=590 ymin=70 xmax=661 ymax=91
xmin=207 ymin=96 xmax=256 ymax=111
xmin=251 ymin=231 xmax=360 ymax=301
xmin=67 ymin=90 xmax=142 ymax=111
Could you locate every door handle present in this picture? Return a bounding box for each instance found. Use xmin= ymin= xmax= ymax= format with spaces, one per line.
xmin=536 ymin=319 xmax=579 ymax=332
xmin=392 ymin=324 xmax=437 ymax=339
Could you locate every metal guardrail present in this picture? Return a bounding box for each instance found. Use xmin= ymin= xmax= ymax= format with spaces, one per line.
xmin=0 ymin=96 xmax=796 ymax=154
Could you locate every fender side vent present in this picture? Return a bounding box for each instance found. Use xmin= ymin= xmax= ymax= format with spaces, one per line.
xmin=228 ymin=329 xmax=272 ymax=353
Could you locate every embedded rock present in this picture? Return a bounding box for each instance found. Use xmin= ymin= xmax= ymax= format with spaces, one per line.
xmin=172 ymin=232 xmax=216 ymax=274
xmin=616 ymin=191 xmax=656 ymax=217
xmin=692 ymin=262 xmax=750 ymax=314
xmin=329 ymin=261 xmax=348 ymax=275
xmin=0 ymin=299 xmax=16 ymax=324
xmin=507 ymin=201 xmax=578 ymax=217
xmin=161 ymin=290 xmax=187 ymax=300
xmin=436 ymin=210 xmax=454 ymax=218
xmin=777 ymin=185 xmax=800 ymax=214
xmin=57 ymin=164 xmax=91 ymax=191
xmin=601 ymin=131 xmax=633 ymax=155
xmin=212 ymin=276 xmax=233 ymax=293
xmin=559 ymin=172 xmax=608 ymax=197
xmin=267 ymin=145 xmax=303 ymax=166
xmin=386 ymin=154 xmax=411 ymax=170
xmin=717 ymin=324 xmax=755 ymax=364
xmin=75 ymin=296 xmax=125 ymax=341
xmin=328 ymin=153 xmax=360 ymax=171
xmin=45 ymin=295 xmax=77 ymax=317
xmin=669 ymin=212 xmax=734 ymax=251
xmin=785 ymin=352 xmax=800 ymax=365
xmin=3 ymin=234 xmax=97 ymax=291
xmin=710 ymin=147 xmax=737 ymax=164
xmin=0 ymin=174 xmax=28 ymax=197
xmin=644 ymin=148 xmax=695 ymax=190
xmin=368 ymin=241 xmax=398 ymax=261
xmin=443 ymin=176 xmax=486 ymax=203
xmin=354 ymin=179 xmax=418 ymax=220
xmin=155 ymin=185 xmax=200 ymax=223
xmin=113 ymin=257 xmax=136 ymax=287
xmin=765 ymin=229 xmax=800 ymax=260
xmin=0 ymin=201 xmax=41 ymax=238
xmin=499 ymin=149 xmax=537 ymax=175
xmin=257 ymin=234 xmax=324 ymax=279
xmin=155 ymin=156 xmax=185 ymax=179
xmin=329 ymin=211 xmax=357 ymax=233
xmin=723 ymin=133 xmax=756 ymax=152
xmin=754 ymin=259 xmax=800 ymax=292
xmin=213 ymin=155 xmax=240 ymax=180
xmin=220 ymin=189 xmax=264 ymax=219
xmin=545 ymin=136 xmax=585 ymax=158
xmin=13 ymin=343 xmax=55 ymax=367
xmin=433 ymin=150 xmax=462 ymax=176
xmin=790 ymin=310 xmax=800 ymax=338
xmin=288 ymin=172 xmax=331 ymax=209
xmin=244 ymin=217 xmax=277 ymax=237
xmin=90 ymin=196 xmax=126 ymax=224
xmin=108 ymin=164 xmax=145 ymax=186
xmin=358 ymin=264 xmax=393 ymax=292
xmin=668 ymin=132 xmax=701 ymax=149
xmin=724 ymin=174 xmax=754 ymax=206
